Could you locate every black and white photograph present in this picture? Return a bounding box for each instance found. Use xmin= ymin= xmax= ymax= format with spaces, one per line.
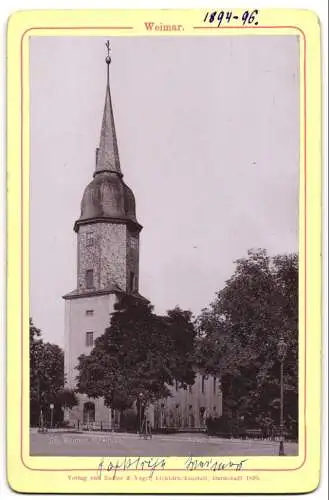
xmin=29 ymin=35 xmax=299 ymax=457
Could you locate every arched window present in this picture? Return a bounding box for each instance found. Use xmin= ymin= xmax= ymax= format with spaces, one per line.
xmin=83 ymin=402 xmax=95 ymax=424
xmin=175 ymin=404 xmax=181 ymax=427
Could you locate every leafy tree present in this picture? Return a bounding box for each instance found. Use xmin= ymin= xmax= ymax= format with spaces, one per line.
xmin=30 ymin=319 xmax=78 ymax=426
xmin=76 ymin=295 xmax=196 ymax=411
xmin=196 ymin=249 xmax=298 ymax=437
xmin=162 ymin=307 xmax=196 ymax=388
xmin=30 ymin=319 xmax=48 ymax=425
xmin=56 ymin=388 xmax=79 ymax=409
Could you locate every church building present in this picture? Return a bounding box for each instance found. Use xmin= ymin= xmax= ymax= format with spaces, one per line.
xmin=63 ymin=43 xmax=222 ymax=430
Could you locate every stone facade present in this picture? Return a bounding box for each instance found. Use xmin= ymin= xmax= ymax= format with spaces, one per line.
xmin=126 ymin=229 xmax=140 ymax=292
xmin=63 ymin=54 xmax=223 ymax=430
xmin=77 ymin=222 xmax=139 ymax=292
xmin=64 ymin=217 xmax=138 ymax=426
xmin=152 ymin=374 xmax=222 ymax=430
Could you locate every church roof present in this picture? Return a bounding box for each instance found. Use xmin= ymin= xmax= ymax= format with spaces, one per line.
xmin=94 ymin=59 xmax=121 ymax=176
xmin=74 ymin=42 xmax=140 ymax=233
xmin=63 ymin=284 xmax=149 ymax=303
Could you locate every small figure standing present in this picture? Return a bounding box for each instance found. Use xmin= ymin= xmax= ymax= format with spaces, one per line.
xmin=141 ymin=404 xmax=152 ymax=439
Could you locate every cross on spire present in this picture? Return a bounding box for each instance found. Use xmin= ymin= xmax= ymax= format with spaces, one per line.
xmin=105 ymin=40 xmax=111 ymax=57
xmin=105 ymin=41 xmax=112 ymax=85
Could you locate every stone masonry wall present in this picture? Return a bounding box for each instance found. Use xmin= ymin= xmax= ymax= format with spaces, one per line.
xmin=78 ymin=223 xmax=127 ymax=291
xmin=77 ymin=225 xmax=100 ymax=289
xmin=126 ymin=230 xmax=140 ymax=292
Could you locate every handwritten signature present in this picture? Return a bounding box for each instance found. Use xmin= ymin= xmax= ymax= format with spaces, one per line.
xmin=98 ymin=456 xmax=248 ymax=479
xmin=185 ymin=456 xmax=248 ymax=472
xmin=98 ymin=456 xmax=167 ymax=479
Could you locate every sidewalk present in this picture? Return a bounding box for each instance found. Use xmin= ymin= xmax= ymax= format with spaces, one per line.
xmin=30 ymin=427 xmax=298 ymax=447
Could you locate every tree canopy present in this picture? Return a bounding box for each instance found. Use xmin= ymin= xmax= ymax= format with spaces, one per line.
xmin=195 ymin=249 xmax=298 ymax=435
xmin=30 ymin=247 xmax=298 ymax=436
xmin=76 ymin=295 xmax=196 ymax=410
xmin=30 ymin=319 xmax=77 ymax=426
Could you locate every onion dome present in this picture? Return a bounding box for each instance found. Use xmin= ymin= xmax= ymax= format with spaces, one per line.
xmin=78 ymin=173 xmax=137 ymax=223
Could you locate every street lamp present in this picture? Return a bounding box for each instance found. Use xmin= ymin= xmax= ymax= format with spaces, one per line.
xmin=277 ymin=335 xmax=288 ymax=456
xmin=50 ymin=403 xmax=54 ymax=430
xmin=138 ymin=393 xmax=144 ymax=435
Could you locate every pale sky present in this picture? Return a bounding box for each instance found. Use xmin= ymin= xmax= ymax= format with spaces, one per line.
xmin=30 ymin=35 xmax=299 ymax=346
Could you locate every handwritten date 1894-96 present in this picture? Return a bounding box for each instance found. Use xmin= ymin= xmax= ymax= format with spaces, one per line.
xmin=203 ymin=10 xmax=259 ymax=27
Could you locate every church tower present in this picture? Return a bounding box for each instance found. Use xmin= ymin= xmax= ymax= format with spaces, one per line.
xmin=63 ymin=42 xmax=142 ymax=425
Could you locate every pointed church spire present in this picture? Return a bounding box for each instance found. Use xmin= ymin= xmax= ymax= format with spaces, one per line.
xmin=94 ymin=41 xmax=122 ymax=177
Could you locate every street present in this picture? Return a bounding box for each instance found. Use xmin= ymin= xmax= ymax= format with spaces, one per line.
xmin=30 ymin=430 xmax=298 ymax=456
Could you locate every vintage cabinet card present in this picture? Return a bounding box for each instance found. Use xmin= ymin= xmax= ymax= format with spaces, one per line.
xmin=7 ymin=8 xmax=321 ymax=494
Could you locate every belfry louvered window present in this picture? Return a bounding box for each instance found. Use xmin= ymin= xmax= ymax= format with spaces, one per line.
xmin=86 ymin=232 xmax=94 ymax=246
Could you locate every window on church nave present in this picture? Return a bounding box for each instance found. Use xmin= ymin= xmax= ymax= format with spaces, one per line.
xmin=213 ymin=376 xmax=217 ymax=394
xmin=86 ymin=269 xmax=94 ymax=289
xmin=130 ymin=237 xmax=137 ymax=249
xmin=85 ymin=331 xmax=94 ymax=347
xmin=86 ymin=309 xmax=94 ymax=316
xmin=202 ymin=375 xmax=206 ymax=393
